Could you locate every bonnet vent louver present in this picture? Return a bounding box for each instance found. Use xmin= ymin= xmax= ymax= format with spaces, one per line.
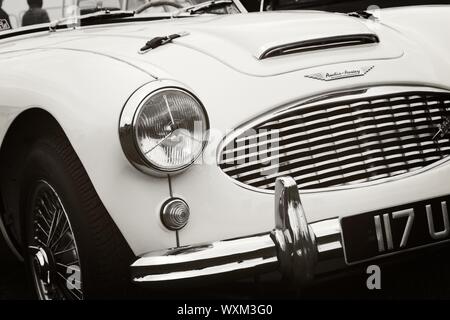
xmin=258 ymin=34 xmax=380 ymax=60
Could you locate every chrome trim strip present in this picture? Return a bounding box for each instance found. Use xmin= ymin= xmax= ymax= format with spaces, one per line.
xmin=132 ymin=234 xmax=278 ymax=282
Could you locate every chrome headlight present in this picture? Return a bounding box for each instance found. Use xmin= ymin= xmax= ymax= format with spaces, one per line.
xmin=119 ymin=82 xmax=209 ymax=176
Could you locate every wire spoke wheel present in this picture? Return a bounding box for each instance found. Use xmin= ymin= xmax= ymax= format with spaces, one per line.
xmin=28 ymin=180 xmax=83 ymax=300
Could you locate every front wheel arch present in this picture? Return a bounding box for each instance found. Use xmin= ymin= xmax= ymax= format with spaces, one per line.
xmin=0 ymin=108 xmax=132 ymax=260
xmin=1 ymin=108 xmax=135 ymax=298
xmin=0 ymin=108 xmax=64 ymax=253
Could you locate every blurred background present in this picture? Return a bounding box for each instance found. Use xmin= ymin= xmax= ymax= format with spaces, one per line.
xmin=3 ymin=0 xmax=450 ymax=29
xmin=2 ymin=1 xmax=123 ymax=28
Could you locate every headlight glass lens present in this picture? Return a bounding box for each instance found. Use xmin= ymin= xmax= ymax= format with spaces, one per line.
xmin=134 ymin=89 xmax=208 ymax=172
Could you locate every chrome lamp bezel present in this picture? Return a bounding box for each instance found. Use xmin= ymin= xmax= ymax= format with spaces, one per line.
xmin=119 ymin=80 xmax=210 ymax=177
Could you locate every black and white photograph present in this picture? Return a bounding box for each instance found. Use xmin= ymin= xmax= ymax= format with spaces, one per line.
xmin=1 ymin=0 xmax=450 ymax=309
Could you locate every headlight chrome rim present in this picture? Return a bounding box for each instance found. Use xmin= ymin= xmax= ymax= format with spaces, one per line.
xmin=119 ymin=80 xmax=210 ymax=176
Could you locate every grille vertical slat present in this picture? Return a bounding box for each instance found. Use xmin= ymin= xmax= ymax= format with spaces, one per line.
xmin=219 ymin=89 xmax=450 ymax=191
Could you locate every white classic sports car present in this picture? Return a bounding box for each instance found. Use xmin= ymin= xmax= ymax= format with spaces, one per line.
xmin=1 ymin=0 xmax=450 ymax=299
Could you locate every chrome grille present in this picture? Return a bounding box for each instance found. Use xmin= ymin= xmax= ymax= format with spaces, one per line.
xmin=218 ymin=87 xmax=450 ymax=191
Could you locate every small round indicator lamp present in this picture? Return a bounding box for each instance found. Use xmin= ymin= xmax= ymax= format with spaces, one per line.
xmin=160 ymin=198 xmax=190 ymax=231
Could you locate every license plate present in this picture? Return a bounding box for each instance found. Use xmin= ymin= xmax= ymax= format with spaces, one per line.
xmin=341 ymin=195 xmax=450 ymax=264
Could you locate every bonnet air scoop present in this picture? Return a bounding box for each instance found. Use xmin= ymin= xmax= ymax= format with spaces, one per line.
xmin=257 ymin=33 xmax=380 ymax=60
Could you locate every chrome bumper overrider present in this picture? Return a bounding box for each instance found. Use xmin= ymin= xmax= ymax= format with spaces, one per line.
xmin=131 ymin=177 xmax=345 ymax=285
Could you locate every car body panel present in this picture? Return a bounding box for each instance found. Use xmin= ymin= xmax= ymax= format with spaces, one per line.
xmin=0 ymin=48 xmax=177 ymax=255
xmin=0 ymin=6 xmax=449 ymax=257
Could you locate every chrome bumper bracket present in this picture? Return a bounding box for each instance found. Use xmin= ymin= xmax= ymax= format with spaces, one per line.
xmin=271 ymin=177 xmax=317 ymax=286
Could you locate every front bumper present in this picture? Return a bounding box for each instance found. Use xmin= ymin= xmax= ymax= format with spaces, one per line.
xmin=131 ymin=176 xmax=345 ymax=286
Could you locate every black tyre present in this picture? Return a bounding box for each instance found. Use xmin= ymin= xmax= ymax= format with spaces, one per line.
xmin=20 ymin=132 xmax=133 ymax=299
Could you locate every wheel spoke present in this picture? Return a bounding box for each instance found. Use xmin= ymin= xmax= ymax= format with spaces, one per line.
xmin=50 ymin=219 xmax=70 ymax=250
xmin=56 ymin=272 xmax=83 ymax=300
xmin=54 ymin=246 xmax=76 ymax=256
xmin=34 ymin=237 xmax=47 ymax=248
xmin=57 ymin=236 xmax=75 ymax=253
xmin=29 ymin=181 xmax=83 ymax=300
xmin=46 ymin=207 xmax=59 ymax=246
xmin=35 ymin=222 xmax=50 ymax=239
xmin=38 ymin=199 xmax=50 ymax=217
xmin=56 ymin=261 xmax=80 ymax=269
xmin=39 ymin=197 xmax=55 ymax=222
xmin=28 ymin=245 xmax=40 ymax=254
xmin=36 ymin=208 xmax=52 ymax=230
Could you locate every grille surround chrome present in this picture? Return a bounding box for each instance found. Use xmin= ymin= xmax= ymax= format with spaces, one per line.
xmin=218 ymin=85 xmax=450 ymax=193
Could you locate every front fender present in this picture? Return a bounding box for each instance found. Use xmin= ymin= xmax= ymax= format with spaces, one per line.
xmin=0 ymin=48 xmax=176 ymax=255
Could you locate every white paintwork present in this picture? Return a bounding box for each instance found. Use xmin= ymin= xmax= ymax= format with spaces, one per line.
xmin=0 ymin=7 xmax=450 ymax=256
